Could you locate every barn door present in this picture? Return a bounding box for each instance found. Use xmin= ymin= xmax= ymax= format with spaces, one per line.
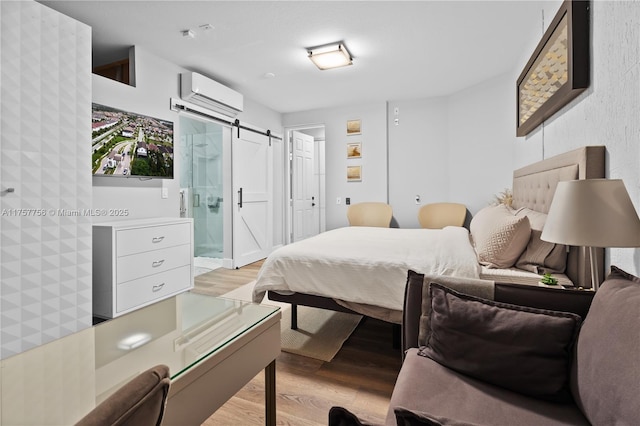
xmin=232 ymin=128 xmax=272 ymax=267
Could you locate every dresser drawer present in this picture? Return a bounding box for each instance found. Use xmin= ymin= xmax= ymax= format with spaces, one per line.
xmin=116 ymin=244 xmax=191 ymax=284
xmin=116 ymin=265 xmax=192 ymax=314
xmin=116 ymin=222 xmax=191 ymax=256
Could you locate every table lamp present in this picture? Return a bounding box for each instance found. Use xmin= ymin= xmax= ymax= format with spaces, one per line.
xmin=541 ymin=179 xmax=640 ymax=291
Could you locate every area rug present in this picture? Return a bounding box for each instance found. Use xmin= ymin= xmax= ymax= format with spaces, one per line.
xmin=215 ymin=282 xmax=362 ymax=362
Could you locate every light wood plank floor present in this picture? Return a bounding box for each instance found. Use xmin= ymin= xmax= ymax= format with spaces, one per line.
xmin=195 ymin=260 xmax=402 ymax=425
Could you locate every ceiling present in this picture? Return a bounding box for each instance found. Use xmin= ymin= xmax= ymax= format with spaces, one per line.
xmin=40 ymin=1 xmax=546 ymax=114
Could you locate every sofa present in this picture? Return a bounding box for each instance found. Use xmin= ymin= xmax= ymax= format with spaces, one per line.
xmin=329 ymin=266 xmax=639 ymax=426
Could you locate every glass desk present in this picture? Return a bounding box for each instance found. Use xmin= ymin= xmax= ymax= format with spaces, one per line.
xmin=0 ymin=292 xmax=281 ymax=426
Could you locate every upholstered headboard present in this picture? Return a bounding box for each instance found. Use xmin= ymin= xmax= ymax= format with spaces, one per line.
xmin=511 ymin=146 xmax=606 ymax=288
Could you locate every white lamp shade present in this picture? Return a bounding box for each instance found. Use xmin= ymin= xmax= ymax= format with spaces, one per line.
xmin=541 ymin=179 xmax=640 ymax=247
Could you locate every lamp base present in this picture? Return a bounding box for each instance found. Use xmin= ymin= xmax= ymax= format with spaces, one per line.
xmin=589 ymin=246 xmax=600 ymax=291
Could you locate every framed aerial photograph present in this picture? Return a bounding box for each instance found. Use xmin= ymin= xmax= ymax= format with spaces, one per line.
xmin=347 ymin=165 xmax=362 ymax=182
xmin=347 ymin=119 xmax=361 ymax=135
xmin=347 ymin=142 xmax=362 ymax=158
xmin=516 ymin=0 xmax=589 ymax=137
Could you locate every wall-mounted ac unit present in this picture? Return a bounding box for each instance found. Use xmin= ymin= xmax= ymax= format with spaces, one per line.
xmin=180 ymin=72 xmax=244 ymax=117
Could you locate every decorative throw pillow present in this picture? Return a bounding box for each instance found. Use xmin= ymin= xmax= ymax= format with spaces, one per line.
xmin=394 ymin=407 xmax=483 ymax=426
xmin=511 ymin=207 xmax=567 ymax=273
xmin=420 ymin=283 xmax=582 ymax=402
xmin=328 ymin=406 xmax=376 ymax=426
xmin=571 ymin=266 xmax=640 ymax=425
xmin=470 ymin=205 xmax=531 ymax=268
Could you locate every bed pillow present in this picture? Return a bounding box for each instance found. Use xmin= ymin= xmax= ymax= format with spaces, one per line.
xmin=470 ymin=205 xmax=531 ymax=268
xmin=420 ymin=283 xmax=582 ymax=402
xmin=512 ymin=207 xmax=567 ymax=273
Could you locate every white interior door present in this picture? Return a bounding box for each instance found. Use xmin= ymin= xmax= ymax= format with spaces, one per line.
xmin=232 ymin=129 xmax=272 ymax=267
xmin=291 ymin=130 xmax=317 ymax=242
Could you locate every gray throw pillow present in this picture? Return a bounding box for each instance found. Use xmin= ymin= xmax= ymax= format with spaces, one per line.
xmin=420 ymin=283 xmax=582 ymax=402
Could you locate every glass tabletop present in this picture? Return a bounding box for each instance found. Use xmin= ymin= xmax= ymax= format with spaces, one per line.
xmin=0 ymin=291 xmax=280 ymax=426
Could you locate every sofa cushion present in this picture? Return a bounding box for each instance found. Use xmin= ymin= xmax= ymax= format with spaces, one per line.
xmin=413 ymin=272 xmax=495 ymax=348
xmin=571 ymin=266 xmax=640 ymax=425
xmin=385 ymin=348 xmax=589 ymax=426
xmin=421 ymin=284 xmax=582 ymax=402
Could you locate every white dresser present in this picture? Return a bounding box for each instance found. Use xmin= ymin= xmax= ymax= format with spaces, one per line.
xmin=93 ymin=217 xmax=194 ymax=318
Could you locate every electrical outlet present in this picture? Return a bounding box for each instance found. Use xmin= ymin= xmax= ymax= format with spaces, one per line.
xmin=162 ymin=187 xmax=168 ymax=199
xmin=336 ymin=197 xmax=341 ymax=205
xmin=346 ymin=197 xmax=350 ymax=205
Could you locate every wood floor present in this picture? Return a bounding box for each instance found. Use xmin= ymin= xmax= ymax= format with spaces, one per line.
xmin=195 ymin=260 xmax=402 ymax=425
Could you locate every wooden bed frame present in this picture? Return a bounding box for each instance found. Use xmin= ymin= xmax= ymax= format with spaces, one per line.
xmin=268 ymin=146 xmax=606 ymax=332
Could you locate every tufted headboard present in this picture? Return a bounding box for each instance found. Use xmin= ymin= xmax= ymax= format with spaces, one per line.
xmin=511 ymin=146 xmax=605 ymax=288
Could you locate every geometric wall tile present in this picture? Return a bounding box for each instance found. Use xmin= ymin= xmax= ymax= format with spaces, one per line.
xmin=0 ymin=0 xmax=92 ymax=359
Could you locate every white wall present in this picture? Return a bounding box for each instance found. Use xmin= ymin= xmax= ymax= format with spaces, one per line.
xmin=447 ymin=73 xmax=517 ymax=216
xmin=387 ymin=97 xmax=449 ymax=228
xmin=92 ymin=47 xmax=283 ymax=222
xmin=514 ymin=1 xmax=640 ymax=276
xmin=292 ymin=75 xmax=517 ymax=230
xmin=283 ymin=102 xmax=388 ymax=230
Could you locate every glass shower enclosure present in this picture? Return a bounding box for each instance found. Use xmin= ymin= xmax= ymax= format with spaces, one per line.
xmin=179 ymin=115 xmax=225 ymax=273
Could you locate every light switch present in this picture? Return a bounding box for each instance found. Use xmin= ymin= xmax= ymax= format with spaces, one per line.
xmin=336 ymin=197 xmax=341 ymax=205
xmin=162 ymin=187 xmax=168 ymax=199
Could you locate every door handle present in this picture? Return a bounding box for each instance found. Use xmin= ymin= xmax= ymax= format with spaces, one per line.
xmin=238 ymin=188 xmax=243 ymax=208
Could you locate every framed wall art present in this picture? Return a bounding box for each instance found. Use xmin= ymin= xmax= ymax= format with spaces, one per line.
xmin=347 ymin=165 xmax=361 ymax=182
xmin=347 ymin=142 xmax=362 ymax=159
xmin=347 ymin=119 xmax=361 ymax=135
xmin=516 ymin=0 xmax=590 ymax=137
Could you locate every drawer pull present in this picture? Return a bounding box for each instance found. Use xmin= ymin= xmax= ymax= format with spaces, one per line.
xmin=152 ymin=236 xmax=165 ymax=243
xmin=152 ymin=283 xmax=165 ymax=292
xmin=152 ymin=259 xmax=165 ymax=268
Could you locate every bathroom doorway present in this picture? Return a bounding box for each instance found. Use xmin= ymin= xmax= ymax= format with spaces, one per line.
xmin=179 ymin=115 xmax=228 ymax=276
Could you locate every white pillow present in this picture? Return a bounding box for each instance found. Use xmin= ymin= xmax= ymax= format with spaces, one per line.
xmin=470 ymin=205 xmax=531 ymax=269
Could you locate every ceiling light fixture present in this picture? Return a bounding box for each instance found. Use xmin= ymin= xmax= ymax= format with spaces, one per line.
xmin=308 ymin=42 xmax=353 ymax=70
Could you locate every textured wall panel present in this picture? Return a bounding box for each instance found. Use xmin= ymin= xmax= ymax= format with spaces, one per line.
xmin=0 ymin=1 xmax=92 ymax=359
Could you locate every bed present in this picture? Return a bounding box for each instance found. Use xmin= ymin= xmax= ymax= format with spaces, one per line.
xmin=252 ymin=146 xmax=605 ymax=327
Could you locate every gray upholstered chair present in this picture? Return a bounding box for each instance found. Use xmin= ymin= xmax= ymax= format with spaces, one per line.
xmin=417 ymin=202 xmax=466 ymax=229
xmin=347 ymin=202 xmax=393 ymax=227
xmin=75 ymin=364 xmax=171 ymax=426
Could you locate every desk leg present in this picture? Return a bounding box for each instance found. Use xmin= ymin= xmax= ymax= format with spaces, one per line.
xmin=265 ymin=360 xmax=276 ymax=426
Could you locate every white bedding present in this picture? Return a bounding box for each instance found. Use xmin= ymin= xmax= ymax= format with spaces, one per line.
xmin=252 ymin=226 xmax=481 ymax=313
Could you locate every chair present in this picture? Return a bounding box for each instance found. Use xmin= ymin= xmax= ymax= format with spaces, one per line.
xmin=417 ymin=202 xmax=466 ymax=229
xmin=75 ymin=365 xmax=171 ymax=426
xmin=347 ymin=202 xmax=393 ymax=227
